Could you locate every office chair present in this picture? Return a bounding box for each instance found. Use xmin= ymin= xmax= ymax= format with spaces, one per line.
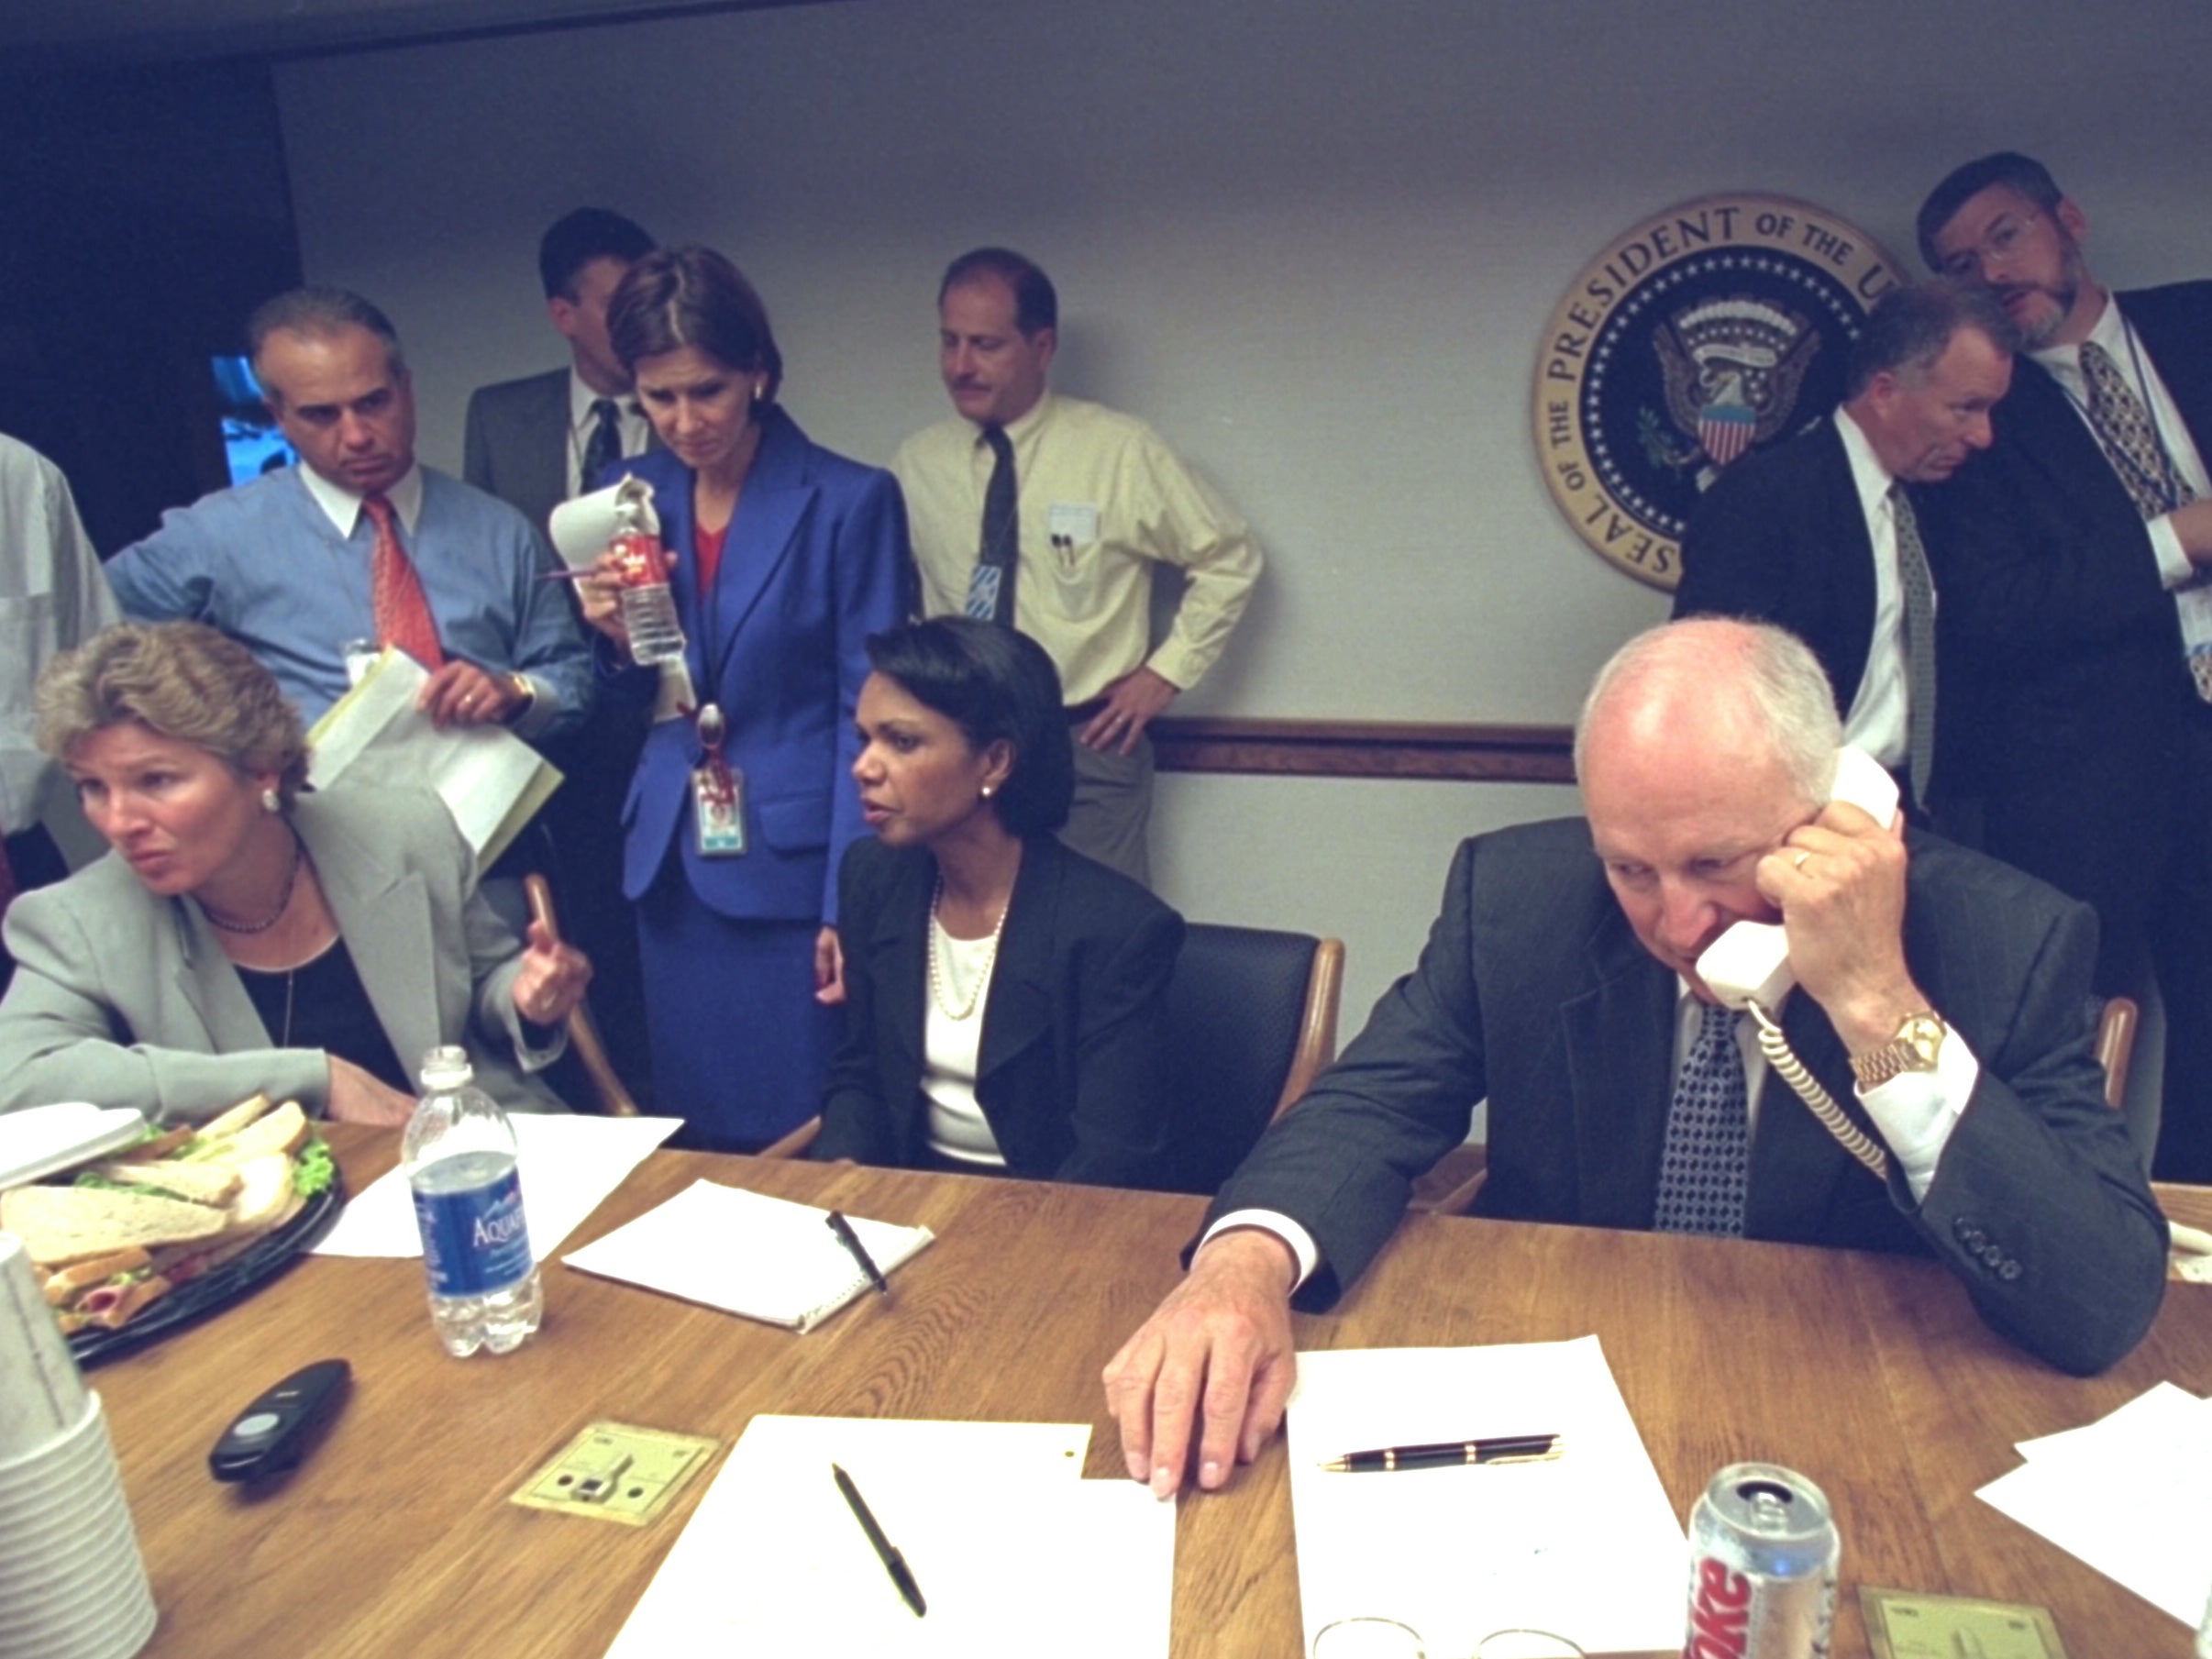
xmin=759 ymin=924 xmax=1347 ymax=1189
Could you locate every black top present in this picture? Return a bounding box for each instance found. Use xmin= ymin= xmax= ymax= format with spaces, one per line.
xmin=237 ymin=939 xmax=412 ymax=1094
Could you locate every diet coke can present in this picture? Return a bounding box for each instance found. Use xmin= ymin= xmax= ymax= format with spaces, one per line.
xmin=1683 ymin=1462 xmax=1839 ymax=1659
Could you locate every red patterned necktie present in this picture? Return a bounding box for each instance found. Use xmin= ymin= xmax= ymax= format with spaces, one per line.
xmin=360 ymin=493 xmax=445 ymax=669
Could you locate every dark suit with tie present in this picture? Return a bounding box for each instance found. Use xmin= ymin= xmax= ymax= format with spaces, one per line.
xmin=463 ymin=364 xmax=658 ymax=1108
xmin=1209 ymin=819 xmax=2166 ymax=1376
xmin=812 ymin=835 xmax=1184 ymax=1187
xmin=1923 ymin=282 xmax=2212 ymax=1178
xmin=1675 ymin=415 xmax=1958 ymax=813
xmin=603 ymin=410 xmax=907 ymax=1147
xmin=464 ymin=368 xmax=571 ymax=539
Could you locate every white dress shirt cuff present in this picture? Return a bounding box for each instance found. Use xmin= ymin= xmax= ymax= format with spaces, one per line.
xmin=1856 ymin=1025 xmax=1980 ymax=1204
xmin=1199 ymin=1209 xmax=1319 ymax=1293
xmin=2150 ymin=514 xmax=2195 ymax=589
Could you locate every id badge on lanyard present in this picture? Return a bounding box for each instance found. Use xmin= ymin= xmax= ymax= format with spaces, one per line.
xmin=690 ymin=702 xmax=747 ymax=856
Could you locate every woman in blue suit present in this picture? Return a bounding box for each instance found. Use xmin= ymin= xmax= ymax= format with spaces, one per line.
xmin=581 ymin=248 xmax=906 ymax=1149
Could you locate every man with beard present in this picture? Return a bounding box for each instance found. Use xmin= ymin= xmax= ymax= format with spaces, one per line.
xmin=1916 ymin=151 xmax=2212 ymax=1178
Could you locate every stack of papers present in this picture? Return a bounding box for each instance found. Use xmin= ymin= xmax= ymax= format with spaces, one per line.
xmin=306 ymin=647 xmax=561 ymax=866
xmin=1286 ymin=1335 xmax=1687 ymax=1657
xmin=1977 ymin=1381 xmax=2212 ymax=1623
xmin=563 ymin=1179 xmax=936 ymax=1331
xmin=604 ymin=1415 xmax=1175 ymax=1656
xmin=312 ymin=1113 xmax=680 ymax=1259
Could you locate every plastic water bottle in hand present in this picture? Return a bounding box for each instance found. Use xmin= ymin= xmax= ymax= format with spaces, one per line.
xmin=404 ymin=1045 xmax=542 ymax=1356
xmin=610 ymin=473 xmax=686 ymax=668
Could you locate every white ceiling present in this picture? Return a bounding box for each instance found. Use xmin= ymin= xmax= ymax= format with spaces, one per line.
xmin=0 ymin=0 xmax=810 ymax=64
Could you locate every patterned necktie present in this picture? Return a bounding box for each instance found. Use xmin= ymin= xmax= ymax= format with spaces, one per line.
xmin=0 ymin=835 xmax=17 ymax=928
xmin=965 ymin=425 xmax=1019 ymax=625
xmin=360 ymin=494 xmax=445 ymax=670
xmin=2078 ymin=340 xmax=2212 ymax=700
xmin=1890 ymin=484 xmax=1939 ymax=809
xmin=582 ymin=397 xmax=624 ymax=491
xmin=1653 ymin=1001 xmax=1749 ymax=1237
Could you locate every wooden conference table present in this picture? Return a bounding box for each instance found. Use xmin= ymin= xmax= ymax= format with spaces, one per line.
xmin=95 ymin=1127 xmax=2212 ymax=1658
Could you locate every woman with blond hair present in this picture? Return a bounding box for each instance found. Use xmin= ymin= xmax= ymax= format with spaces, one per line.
xmin=0 ymin=621 xmax=587 ymax=1123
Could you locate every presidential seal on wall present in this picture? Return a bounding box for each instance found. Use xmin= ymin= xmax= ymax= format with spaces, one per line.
xmin=1532 ymin=194 xmax=1903 ymax=590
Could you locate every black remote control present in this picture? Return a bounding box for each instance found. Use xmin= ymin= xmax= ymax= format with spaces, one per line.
xmin=208 ymin=1358 xmax=351 ymax=1483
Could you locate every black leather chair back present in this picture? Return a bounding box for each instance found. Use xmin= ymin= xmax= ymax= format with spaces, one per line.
xmin=1163 ymin=923 xmax=1325 ymax=1194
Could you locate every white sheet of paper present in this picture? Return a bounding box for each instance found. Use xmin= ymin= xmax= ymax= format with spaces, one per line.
xmin=2012 ymin=1379 xmax=2209 ymax=1462
xmin=1977 ymin=1382 xmax=2212 ymax=1624
xmin=1286 ymin=1336 xmax=1687 ymax=1658
xmin=547 ymin=477 xmax=659 ymax=570
xmin=305 ymin=648 xmax=559 ymax=864
xmin=559 ymin=1178 xmax=934 ymax=1330
xmin=311 ymin=1113 xmax=679 ymax=1258
xmin=605 ymin=1414 xmax=1174 ymax=1659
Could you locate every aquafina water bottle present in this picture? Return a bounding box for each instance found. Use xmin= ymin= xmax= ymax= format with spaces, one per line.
xmin=404 ymin=1045 xmax=542 ymax=1356
xmin=609 ymin=472 xmax=686 ymax=668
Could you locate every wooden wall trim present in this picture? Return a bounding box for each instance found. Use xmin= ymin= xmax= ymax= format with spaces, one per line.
xmin=1147 ymin=717 xmax=1576 ymax=783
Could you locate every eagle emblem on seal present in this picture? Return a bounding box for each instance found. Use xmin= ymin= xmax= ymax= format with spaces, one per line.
xmin=1649 ymin=296 xmax=1821 ymax=486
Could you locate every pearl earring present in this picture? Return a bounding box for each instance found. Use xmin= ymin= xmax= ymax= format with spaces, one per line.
xmin=261 ymin=788 xmax=282 ymax=814
xmin=980 ymin=784 xmax=994 ymax=800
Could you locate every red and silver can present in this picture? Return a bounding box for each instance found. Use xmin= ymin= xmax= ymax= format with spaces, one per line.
xmin=1683 ymin=1462 xmax=1839 ymax=1659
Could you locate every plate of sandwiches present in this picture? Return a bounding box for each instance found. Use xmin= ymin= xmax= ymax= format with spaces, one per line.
xmin=0 ymin=1094 xmax=346 ymax=1367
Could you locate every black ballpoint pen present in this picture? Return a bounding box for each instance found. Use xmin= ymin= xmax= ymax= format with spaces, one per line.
xmin=832 ymin=1463 xmax=927 ymax=1617
xmin=825 ymin=1210 xmax=890 ymax=1296
xmin=1320 ymin=1432 xmax=1565 ymax=1472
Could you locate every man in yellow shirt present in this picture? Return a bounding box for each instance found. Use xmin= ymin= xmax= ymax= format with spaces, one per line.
xmin=892 ymin=249 xmax=1263 ymax=885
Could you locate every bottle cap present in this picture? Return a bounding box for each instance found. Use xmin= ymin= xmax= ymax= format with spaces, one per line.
xmin=417 ymin=1045 xmax=474 ymax=1090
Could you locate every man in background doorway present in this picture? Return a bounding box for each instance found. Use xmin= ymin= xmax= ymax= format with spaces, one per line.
xmin=465 ymin=207 xmax=658 ymax=536
xmin=893 ymin=248 xmax=1263 ymax=887
xmin=464 ymin=207 xmax=660 ymax=1108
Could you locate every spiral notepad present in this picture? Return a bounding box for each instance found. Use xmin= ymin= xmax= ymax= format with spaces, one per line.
xmin=562 ymin=1179 xmax=935 ymax=1332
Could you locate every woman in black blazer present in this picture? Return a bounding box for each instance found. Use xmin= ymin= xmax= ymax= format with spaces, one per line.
xmin=812 ymin=618 xmax=1184 ymax=1188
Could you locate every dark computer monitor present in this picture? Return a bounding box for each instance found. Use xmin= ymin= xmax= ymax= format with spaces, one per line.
xmin=211 ymin=353 xmax=293 ymax=484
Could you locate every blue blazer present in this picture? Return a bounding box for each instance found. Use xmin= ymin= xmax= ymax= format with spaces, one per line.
xmin=603 ymin=409 xmax=909 ymax=924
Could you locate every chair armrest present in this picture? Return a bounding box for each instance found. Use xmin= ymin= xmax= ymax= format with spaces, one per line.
xmin=758 ymin=1115 xmax=823 ymax=1159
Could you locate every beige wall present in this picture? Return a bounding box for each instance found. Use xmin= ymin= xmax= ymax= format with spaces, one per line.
xmin=275 ymin=0 xmax=2212 ymax=1023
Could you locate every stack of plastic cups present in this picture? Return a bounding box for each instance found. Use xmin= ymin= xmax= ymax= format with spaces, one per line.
xmin=0 ymin=1233 xmax=158 ymax=1659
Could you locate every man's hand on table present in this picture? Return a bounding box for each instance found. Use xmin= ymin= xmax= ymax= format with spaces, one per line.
xmin=1102 ymin=1226 xmax=1299 ymax=1499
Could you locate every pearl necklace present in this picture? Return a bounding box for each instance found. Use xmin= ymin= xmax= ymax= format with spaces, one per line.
xmin=927 ymin=879 xmax=1009 ymax=1022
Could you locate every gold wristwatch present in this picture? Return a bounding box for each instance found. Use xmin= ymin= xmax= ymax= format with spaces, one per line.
xmin=1850 ymin=1010 xmax=1947 ymax=1089
xmin=498 ymin=672 xmax=536 ymax=725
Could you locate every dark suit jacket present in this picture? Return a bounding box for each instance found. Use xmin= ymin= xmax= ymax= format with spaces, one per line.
xmin=464 ymin=368 xmax=570 ymax=537
xmin=1677 ymin=417 xmax=1882 ymax=707
xmin=1675 ymin=416 xmax=1960 ymax=808
xmin=1919 ymin=282 xmax=2212 ymax=933
xmin=812 ymin=835 xmax=1184 ymax=1187
xmin=603 ymin=411 xmax=909 ymax=924
xmin=1211 ymin=818 xmax=2166 ymax=1376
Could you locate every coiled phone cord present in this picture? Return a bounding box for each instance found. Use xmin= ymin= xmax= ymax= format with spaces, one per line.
xmin=1744 ymin=1001 xmax=1891 ymax=1180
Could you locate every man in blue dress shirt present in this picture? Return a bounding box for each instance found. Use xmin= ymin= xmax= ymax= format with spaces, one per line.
xmin=108 ymin=287 xmax=592 ymax=743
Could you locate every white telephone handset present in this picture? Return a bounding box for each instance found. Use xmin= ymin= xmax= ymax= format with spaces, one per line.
xmin=1691 ymin=746 xmax=1902 ymax=1180
xmin=1695 ymin=746 xmax=1902 ymax=1012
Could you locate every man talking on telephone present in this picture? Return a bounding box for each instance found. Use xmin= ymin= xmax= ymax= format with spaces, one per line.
xmin=1104 ymin=618 xmax=2164 ymax=1499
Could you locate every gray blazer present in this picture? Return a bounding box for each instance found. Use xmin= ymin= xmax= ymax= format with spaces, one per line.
xmin=463 ymin=368 xmax=571 ymax=536
xmin=0 ymin=786 xmax=566 ymax=1123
